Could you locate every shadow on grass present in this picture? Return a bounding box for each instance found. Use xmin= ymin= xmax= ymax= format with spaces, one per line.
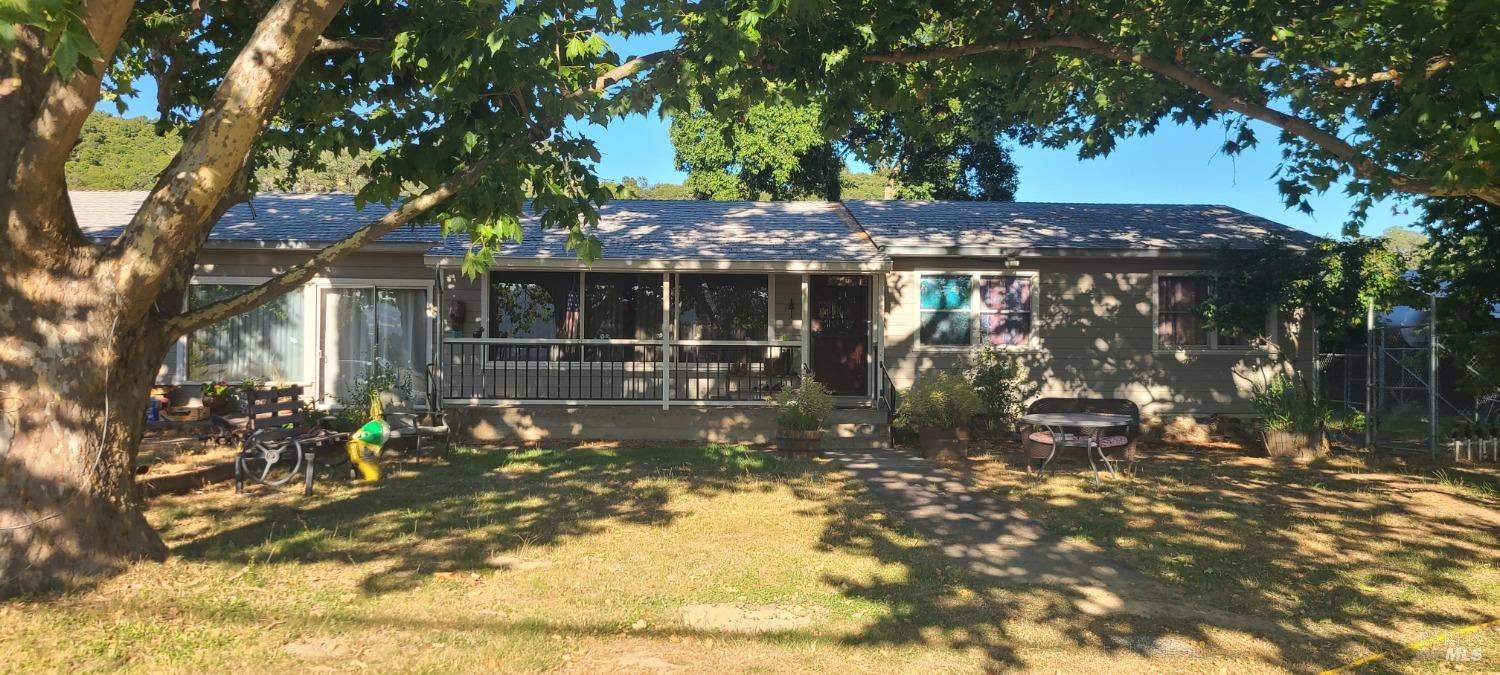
xmin=173 ymin=444 xmax=807 ymax=595
xmin=955 ymin=441 xmax=1500 ymax=670
xmin=160 ymin=441 xmax=1498 ymax=671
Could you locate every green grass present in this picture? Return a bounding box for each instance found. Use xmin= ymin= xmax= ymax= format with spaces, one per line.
xmin=966 ymin=441 xmax=1500 ymax=673
xmin=6 ymin=442 xmax=1497 ymax=672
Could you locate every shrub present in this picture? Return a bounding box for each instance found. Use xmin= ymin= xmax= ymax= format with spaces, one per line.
xmin=1249 ymin=373 xmax=1329 ymax=434
xmin=894 ymin=371 xmax=981 ymax=430
xmin=334 ymin=363 xmax=413 ymax=431
xmin=964 ymin=345 xmax=1035 ymax=430
xmin=772 ymin=375 xmax=835 ymax=431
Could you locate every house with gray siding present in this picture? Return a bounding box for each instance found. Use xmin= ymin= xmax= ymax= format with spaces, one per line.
xmin=75 ymin=191 xmax=1319 ymax=445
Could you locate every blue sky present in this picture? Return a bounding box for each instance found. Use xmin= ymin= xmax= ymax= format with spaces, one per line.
xmin=99 ymin=29 xmax=1415 ymax=239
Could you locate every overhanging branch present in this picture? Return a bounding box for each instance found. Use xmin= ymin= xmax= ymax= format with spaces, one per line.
xmin=865 ymin=37 xmax=1496 ymax=206
xmin=167 ymin=49 xmax=676 ymax=337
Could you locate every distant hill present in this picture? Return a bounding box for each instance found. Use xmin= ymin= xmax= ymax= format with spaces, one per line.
xmin=67 ymin=113 xmax=179 ymax=190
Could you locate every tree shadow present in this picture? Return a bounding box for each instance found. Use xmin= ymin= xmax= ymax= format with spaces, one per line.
xmin=944 ymin=441 xmax=1500 ymax=670
xmin=170 ymin=443 xmax=810 ymax=595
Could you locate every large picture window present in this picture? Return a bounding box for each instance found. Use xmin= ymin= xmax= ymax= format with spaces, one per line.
xmin=1155 ymin=273 xmax=1270 ymax=350
xmin=919 ymin=272 xmax=1036 ymax=347
xmin=489 ymin=272 xmax=579 ymax=339
xmin=676 ymin=274 xmax=768 ymax=341
xmin=187 ymin=283 xmax=304 ymax=382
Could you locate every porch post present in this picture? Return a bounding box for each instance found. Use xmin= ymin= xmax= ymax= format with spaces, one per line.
xmin=800 ymin=273 xmax=811 ymax=375
xmin=661 ymin=272 xmax=671 ymax=410
xmin=871 ymin=273 xmax=883 ymax=399
xmin=434 ymin=262 xmax=445 ymax=407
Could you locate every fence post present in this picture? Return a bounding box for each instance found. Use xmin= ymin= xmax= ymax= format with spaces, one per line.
xmin=1365 ymin=297 xmax=1375 ymax=451
xmin=1429 ymin=294 xmax=1439 ymax=459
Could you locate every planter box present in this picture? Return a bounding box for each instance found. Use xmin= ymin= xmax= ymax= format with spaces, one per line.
xmin=918 ymin=427 xmax=971 ymax=462
xmin=776 ymin=429 xmax=823 ymax=453
xmin=1262 ymin=429 xmax=1327 ymax=462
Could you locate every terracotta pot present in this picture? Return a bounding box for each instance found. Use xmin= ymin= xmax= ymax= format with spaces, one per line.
xmin=918 ymin=427 xmax=971 ymax=462
xmin=776 ymin=429 xmax=823 ymax=453
xmin=1261 ymin=429 xmax=1327 ymax=463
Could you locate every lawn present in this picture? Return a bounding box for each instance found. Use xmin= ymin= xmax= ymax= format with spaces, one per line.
xmin=3 ymin=441 xmax=1496 ymax=672
xmin=962 ymin=440 xmax=1500 ymax=673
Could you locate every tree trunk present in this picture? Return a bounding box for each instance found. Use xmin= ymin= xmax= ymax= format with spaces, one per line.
xmin=0 ymin=268 xmax=173 ymax=596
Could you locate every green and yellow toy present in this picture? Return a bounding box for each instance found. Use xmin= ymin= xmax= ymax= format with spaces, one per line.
xmin=346 ymin=396 xmax=391 ymax=481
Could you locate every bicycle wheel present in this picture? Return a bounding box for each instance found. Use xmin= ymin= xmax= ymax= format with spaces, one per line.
xmin=239 ymin=436 xmax=304 ymax=487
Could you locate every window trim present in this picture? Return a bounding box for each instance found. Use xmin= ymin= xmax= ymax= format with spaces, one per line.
xmin=914 ymin=269 xmax=1041 ymax=351
xmin=1151 ymin=270 xmax=1277 ymax=354
xmin=311 ymin=277 xmax=436 ymax=406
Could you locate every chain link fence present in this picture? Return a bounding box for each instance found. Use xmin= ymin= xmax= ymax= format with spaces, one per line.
xmin=1318 ymin=306 xmax=1499 ymax=461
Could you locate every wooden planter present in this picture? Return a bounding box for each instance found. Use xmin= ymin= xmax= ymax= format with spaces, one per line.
xmin=776 ymin=429 xmax=824 ymax=453
xmin=918 ymin=427 xmax=971 ymax=462
xmin=1262 ymin=428 xmax=1327 ymax=463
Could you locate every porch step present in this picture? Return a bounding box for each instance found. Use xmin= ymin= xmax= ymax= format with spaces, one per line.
xmin=824 ymin=408 xmax=891 ymax=450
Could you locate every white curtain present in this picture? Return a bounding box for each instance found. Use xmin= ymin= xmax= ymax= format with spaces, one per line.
xmin=321 ymin=287 xmax=376 ymax=402
xmin=377 ymin=288 xmax=429 ymax=400
xmin=187 ymin=284 xmax=303 ymax=382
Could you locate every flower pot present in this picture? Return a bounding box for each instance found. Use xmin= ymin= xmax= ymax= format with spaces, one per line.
xmin=1261 ymin=428 xmax=1327 ymax=463
xmin=776 ymin=429 xmax=823 ymax=453
xmin=918 ymin=427 xmax=971 ymax=462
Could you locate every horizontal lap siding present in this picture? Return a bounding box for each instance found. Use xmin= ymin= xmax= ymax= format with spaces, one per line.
xmin=882 ymin=257 xmax=1310 ymax=418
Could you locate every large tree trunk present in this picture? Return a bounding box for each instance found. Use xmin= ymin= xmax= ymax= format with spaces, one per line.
xmin=0 ymin=261 xmax=176 ymax=595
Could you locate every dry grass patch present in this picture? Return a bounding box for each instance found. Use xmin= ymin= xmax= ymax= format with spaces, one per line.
xmin=960 ymin=439 xmax=1500 ymax=672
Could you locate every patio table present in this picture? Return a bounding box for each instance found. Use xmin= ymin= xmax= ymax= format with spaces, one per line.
xmin=1019 ymin=412 xmax=1133 ymax=485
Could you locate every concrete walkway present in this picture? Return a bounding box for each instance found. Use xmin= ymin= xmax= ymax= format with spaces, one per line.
xmin=825 ymin=449 xmax=1299 ymax=636
xmin=825 ymin=449 xmax=1157 ymax=615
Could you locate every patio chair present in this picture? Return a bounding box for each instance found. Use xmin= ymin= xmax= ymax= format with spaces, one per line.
xmin=378 ymin=366 xmax=450 ymax=459
xmin=1019 ymin=397 xmax=1141 ymax=475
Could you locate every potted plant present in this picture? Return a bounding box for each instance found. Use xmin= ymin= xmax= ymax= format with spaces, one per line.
xmin=1250 ymin=373 xmax=1330 ymax=462
xmin=771 ymin=376 xmax=835 ymax=453
xmin=895 ymin=372 xmax=982 ymax=461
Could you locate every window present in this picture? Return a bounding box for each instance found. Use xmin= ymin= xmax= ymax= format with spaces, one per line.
xmin=1155 ymin=273 xmax=1270 ymax=350
xmin=586 ymin=273 xmax=663 ymax=340
xmin=320 ymin=286 xmax=429 ymax=402
xmin=489 ymin=272 xmax=579 ymax=339
xmin=978 ymin=275 xmax=1033 ymax=346
xmin=676 ymin=274 xmax=768 ymax=341
xmin=919 ymin=272 xmax=1035 ymax=347
xmin=187 ymin=283 xmax=304 ymax=382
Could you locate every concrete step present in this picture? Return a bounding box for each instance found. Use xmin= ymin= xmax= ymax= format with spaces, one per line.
xmin=824 ymin=408 xmax=892 ymax=450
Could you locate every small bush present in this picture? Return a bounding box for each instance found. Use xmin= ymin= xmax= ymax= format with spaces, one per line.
xmin=964 ymin=345 xmax=1035 ymax=431
xmin=772 ymin=376 xmax=835 ymax=431
xmin=1249 ymin=373 xmax=1329 ymax=433
xmin=894 ymin=371 xmax=981 ymax=430
xmin=334 ymin=363 xmax=413 ymax=430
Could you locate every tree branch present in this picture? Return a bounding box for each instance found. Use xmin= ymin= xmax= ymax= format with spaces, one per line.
xmin=107 ymin=0 xmax=347 ymax=307
xmin=2 ymin=0 xmax=135 ymax=265
xmin=167 ymin=49 xmax=675 ymax=337
xmin=865 ymin=37 xmax=1496 ymax=206
xmin=311 ymin=36 xmax=387 ymax=53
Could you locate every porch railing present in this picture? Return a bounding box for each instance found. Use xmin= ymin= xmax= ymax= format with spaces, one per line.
xmin=439 ymin=338 xmax=802 ymax=404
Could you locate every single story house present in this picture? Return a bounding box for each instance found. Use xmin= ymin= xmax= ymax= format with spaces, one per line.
xmin=75 ymin=191 xmax=1319 ymax=445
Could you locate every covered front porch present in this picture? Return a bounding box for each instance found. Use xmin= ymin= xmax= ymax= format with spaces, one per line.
xmin=429 ymin=261 xmax=888 ymax=408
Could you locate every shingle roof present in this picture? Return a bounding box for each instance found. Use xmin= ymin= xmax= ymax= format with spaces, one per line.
xmin=73 ymin=191 xmax=444 ymax=246
xmin=843 ymin=200 xmax=1320 ymax=253
xmin=71 ymin=191 xmax=1317 ymax=262
xmin=426 ymin=200 xmax=882 ymax=263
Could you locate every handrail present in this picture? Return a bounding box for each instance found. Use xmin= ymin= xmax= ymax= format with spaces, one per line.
xmin=443 ymin=337 xmax=801 ymax=347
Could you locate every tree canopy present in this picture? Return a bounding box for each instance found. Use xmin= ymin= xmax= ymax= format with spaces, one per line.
xmin=668 ymin=100 xmax=1018 ymax=201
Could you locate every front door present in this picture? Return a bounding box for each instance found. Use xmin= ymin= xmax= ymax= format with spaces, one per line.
xmin=810 ymin=275 xmax=870 ymax=396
